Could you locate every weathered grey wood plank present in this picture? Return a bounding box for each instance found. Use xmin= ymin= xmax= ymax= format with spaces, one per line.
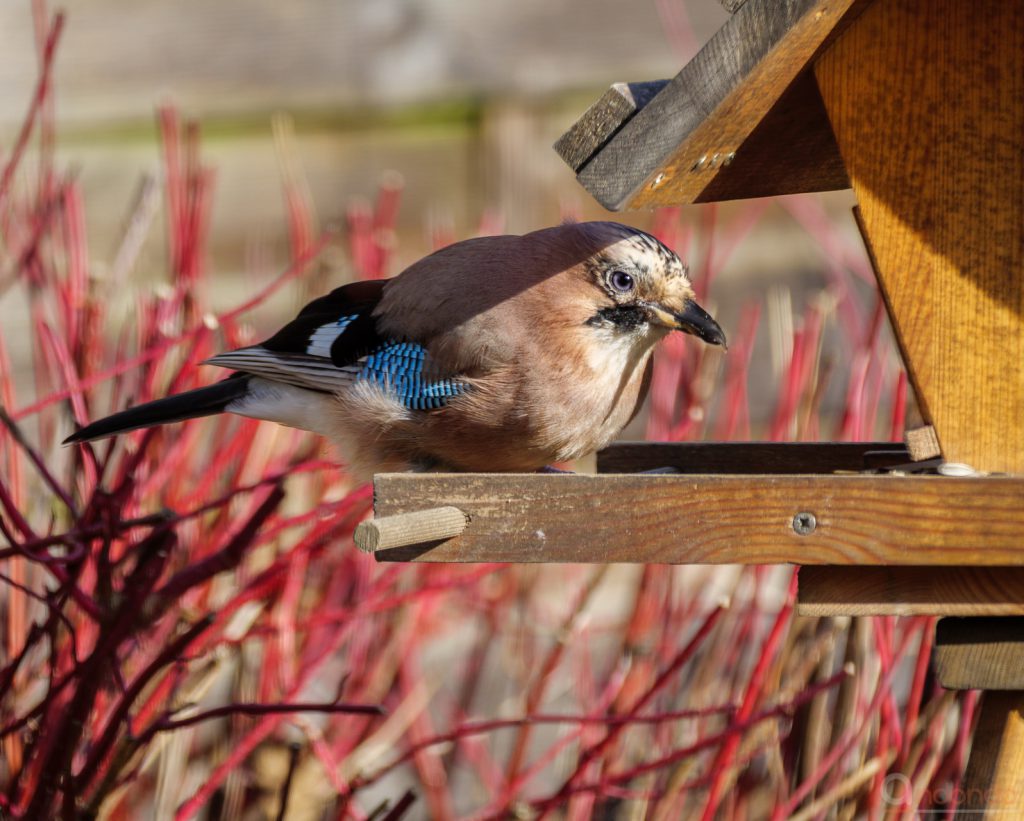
xmin=554 ymin=81 xmax=668 ymax=173
xmin=370 ymin=473 xmax=1024 ymax=565
xmin=597 ymin=441 xmax=906 ymax=474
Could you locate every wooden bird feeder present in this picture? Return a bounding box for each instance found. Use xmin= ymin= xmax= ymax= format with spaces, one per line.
xmin=358 ymin=0 xmax=1024 ymax=810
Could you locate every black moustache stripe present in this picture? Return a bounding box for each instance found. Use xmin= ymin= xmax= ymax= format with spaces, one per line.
xmin=586 ymin=305 xmax=648 ymax=330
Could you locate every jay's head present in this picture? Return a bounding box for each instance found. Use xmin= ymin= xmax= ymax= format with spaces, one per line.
xmin=565 ymin=222 xmax=726 ymax=350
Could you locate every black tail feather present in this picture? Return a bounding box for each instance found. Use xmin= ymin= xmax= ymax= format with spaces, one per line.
xmin=63 ymin=376 xmax=251 ymax=445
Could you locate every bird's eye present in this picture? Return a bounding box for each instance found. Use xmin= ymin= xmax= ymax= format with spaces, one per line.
xmin=609 ymin=271 xmax=635 ymax=293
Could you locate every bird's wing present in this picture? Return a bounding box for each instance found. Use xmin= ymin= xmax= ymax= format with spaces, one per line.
xmin=262 ymin=278 xmax=387 ymax=366
xmin=206 ymin=279 xmax=469 ymax=410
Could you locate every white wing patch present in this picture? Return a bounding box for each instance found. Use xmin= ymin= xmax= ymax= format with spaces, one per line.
xmin=306 ymin=314 xmax=357 ymax=358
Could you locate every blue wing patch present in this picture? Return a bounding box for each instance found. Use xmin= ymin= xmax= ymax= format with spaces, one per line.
xmin=357 ymin=341 xmax=468 ymax=410
xmin=211 ymin=311 xmax=467 ymax=410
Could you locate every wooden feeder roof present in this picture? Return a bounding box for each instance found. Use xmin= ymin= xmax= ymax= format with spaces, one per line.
xmin=555 ymin=0 xmax=867 ymax=209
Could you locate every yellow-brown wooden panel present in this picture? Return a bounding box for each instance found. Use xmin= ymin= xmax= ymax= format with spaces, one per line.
xmin=370 ymin=473 xmax=1024 ymax=565
xmin=814 ymin=0 xmax=1024 ymax=473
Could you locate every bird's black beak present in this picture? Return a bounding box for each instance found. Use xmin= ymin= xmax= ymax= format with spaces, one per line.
xmin=645 ymin=299 xmax=727 ymax=348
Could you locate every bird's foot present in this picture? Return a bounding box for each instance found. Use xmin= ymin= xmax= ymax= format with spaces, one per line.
xmin=537 ymin=465 xmax=575 ymax=474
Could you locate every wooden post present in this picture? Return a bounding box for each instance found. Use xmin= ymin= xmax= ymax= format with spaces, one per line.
xmin=956 ymin=693 xmax=1024 ymax=818
xmin=813 ymin=0 xmax=1024 ymax=474
xmin=814 ymin=0 xmax=1024 ymax=812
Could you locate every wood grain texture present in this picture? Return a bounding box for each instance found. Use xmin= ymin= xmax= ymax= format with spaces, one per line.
xmin=935 ymin=618 xmax=1024 ymax=691
xmin=597 ymin=441 xmax=907 ymax=474
xmin=815 ymin=0 xmax=1024 ymax=473
xmin=370 ymin=473 xmax=1024 ymax=564
xmin=798 ymin=568 xmax=1024 ymax=617
xmin=572 ymin=0 xmax=864 ymax=209
xmin=904 ymin=426 xmax=941 ymax=463
xmin=554 ymin=81 xmax=667 ymax=173
xmin=957 ymin=691 xmax=1024 ymax=818
xmin=693 ymin=71 xmax=848 ymax=203
xmin=354 ymin=506 xmax=468 ymax=553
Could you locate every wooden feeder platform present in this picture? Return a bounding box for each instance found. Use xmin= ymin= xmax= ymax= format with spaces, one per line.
xmin=360 ymin=0 xmax=1024 ymax=813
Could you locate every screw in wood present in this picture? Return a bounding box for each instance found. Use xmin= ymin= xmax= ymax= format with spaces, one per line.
xmin=792 ymin=512 xmax=817 ymax=535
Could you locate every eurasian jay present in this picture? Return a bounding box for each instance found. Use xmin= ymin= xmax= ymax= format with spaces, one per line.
xmin=66 ymin=221 xmax=726 ymax=476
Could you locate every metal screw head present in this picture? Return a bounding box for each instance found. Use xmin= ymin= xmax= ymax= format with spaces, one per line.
xmin=792 ymin=512 xmax=816 ymax=535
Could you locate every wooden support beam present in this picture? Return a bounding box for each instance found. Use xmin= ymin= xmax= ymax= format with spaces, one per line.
xmin=956 ymin=692 xmax=1024 ymax=818
xmin=935 ymin=618 xmax=1024 ymax=691
xmin=369 ymin=473 xmax=1024 ymax=564
xmin=814 ymin=0 xmax=1024 ymax=473
xmin=798 ymin=568 xmax=1024 ymax=617
xmin=597 ymin=441 xmax=907 ymax=474
xmin=938 ymin=618 xmax=1024 ymax=815
xmin=810 ymin=3 xmax=1024 ymax=811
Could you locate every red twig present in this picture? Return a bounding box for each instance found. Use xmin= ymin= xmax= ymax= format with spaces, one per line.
xmin=149 ymin=485 xmax=285 ymax=606
xmin=700 ymin=572 xmax=797 ymax=820
xmin=0 ymin=13 xmax=64 ymax=207
xmin=772 ymin=623 xmax=920 ymax=819
xmin=76 ymin=615 xmax=215 ymax=796
xmin=526 ymin=667 xmax=849 ymax=815
xmin=542 ymin=603 xmax=726 ymax=815
xmin=136 ymin=700 xmax=385 ymax=744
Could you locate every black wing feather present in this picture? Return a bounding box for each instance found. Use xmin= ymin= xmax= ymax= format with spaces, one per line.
xmin=261 ymin=279 xmax=387 ymax=365
xmin=328 ymin=311 xmax=383 ymax=368
xmin=63 ymin=375 xmax=250 ymax=444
